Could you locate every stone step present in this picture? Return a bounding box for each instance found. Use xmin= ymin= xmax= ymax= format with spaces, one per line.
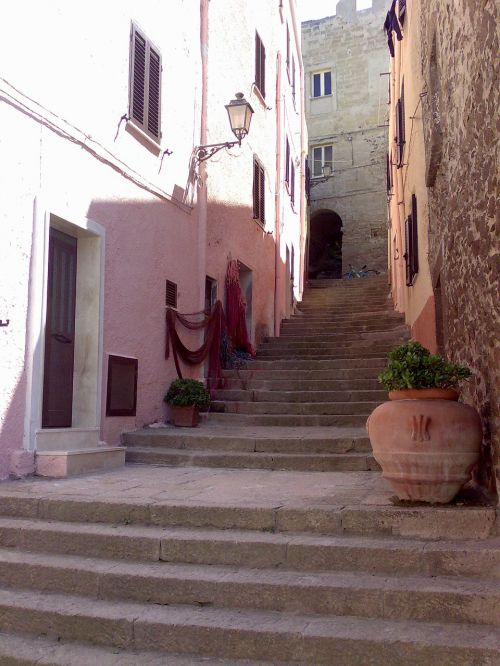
xmin=223 ymin=378 xmax=382 ymax=390
xmin=123 ymin=426 xmax=372 ymax=453
xmin=204 ymin=413 xmax=370 ymax=426
xmin=125 ymin=447 xmax=377 ymax=472
xmin=210 ymin=400 xmax=380 ymax=415
xmin=289 ymin=311 xmax=403 ymax=323
xmin=280 ymin=324 xmax=404 ymax=335
xmin=214 ymin=389 xmax=387 ymax=403
xmin=1 ymin=550 xmax=499 ymax=627
xmin=260 ymin=336 xmax=406 ymax=348
xmin=0 ymin=588 xmax=497 ymax=664
xmin=275 ymin=329 xmax=408 ymax=341
xmin=255 ymin=350 xmax=393 ymax=359
xmin=240 ymin=357 xmax=387 ymax=370
xmin=0 ymin=516 xmax=498 ymax=570
xmin=0 ymin=630 xmax=264 ymax=666
xmin=221 ymin=367 xmax=383 ymax=380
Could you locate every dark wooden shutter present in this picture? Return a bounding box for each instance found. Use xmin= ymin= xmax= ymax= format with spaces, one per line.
xmin=131 ymin=27 xmax=146 ymax=126
xmin=285 ymin=138 xmax=290 ymax=185
xmin=255 ymin=32 xmax=266 ymax=97
xmin=291 ymin=163 xmax=295 ymax=205
xmin=147 ymin=46 xmax=161 ymax=139
xmin=166 ymin=280 xmax=177 ymax=308
xmin=286 ymin=24 xmax=290 ymax=75
xmin=396 ymin=83 xmax=406 ymax=167
xmin=386 ymin=151 xmax=393 ymax=191
xmin=292 ymin=57 xmax=296 ymax=103
xmin=253 ymin=158 xmax=260 ymax=219
xmin=404 ymin=215 xmax=412 ymax=286
xmin=305 ymin=158 xmax=311 ymax=203
xmin=410 ymin=193 xmax=419 ymax=277
xmin=259 ymin=163 xmax=265 ymax=222
xmin=399 ymin=0 xmax=407 ymax=25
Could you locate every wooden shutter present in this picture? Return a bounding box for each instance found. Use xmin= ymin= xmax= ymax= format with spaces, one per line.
xmin=147 ymin=46 xmax=161 ymax=139
xmin=386 ymin=151 xmax=393 ymax=191
xmin=292 ymin=57 xmax=296 ymax=102
xmin=305 ymin=158 xmax=311 ymax=203
xmin=396 ymin=83 xmax=405 ymax=167
xmin=253 ymin=158 xmax=260 ymax=219
xmin=410 ymin=193 xmax=419 ymax=277
xmin=404 ymin=215 xmax=412 ymax=286
xmin=291 ymin=163 xmax=295 ymax=205
xmin=259 ymin=163 xmax=265 ymax=223
xmin=130 ymin=27 xmax=146 ymax=126
xmin=255 ymin=32 xmax=266 ymax=97
xmin=286 ymin=24 xmax=290 ymax=75
xmin=285 ymin=138 xmax=290 ymax=185
xmin=166 ymin=280 xmax=177 ymax=308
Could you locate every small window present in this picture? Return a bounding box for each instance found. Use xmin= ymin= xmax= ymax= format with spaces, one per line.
xmin=205 ymin=276 xmax=217 ymax=313
xmin=255 ymin=32 xmax=266 ymax=98
xmin=129 ymin=23 xmax=162 ymax=142
xmin=253 ymin=157 xmax=265 ymax=224
xmin=312 ymin=70 xmax=332 ymax=98
xmin=311 ymin=145 xmax=333 ymax=177
xmin=166 ymin=280 xmax=177 ymax=308
xmin=106 ymin=355 xmax=138 ymax=417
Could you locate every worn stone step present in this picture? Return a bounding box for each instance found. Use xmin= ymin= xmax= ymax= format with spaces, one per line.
xmin=223 ymin=378 xmax=382 ymax=391
xmin=205 ymin=413 xmax=371 ymax=426
xmin=125 ymin=447 xmax=377 ymax=472
xmin=123 ymin=426 xmax=372 ymax=454
xmin=210 ymin=400 xmax=380 ymax=415
xmin=238 ymin=357 xmax=387 ymax=370
xmin=221 ymin=367 xmax=384 ymax=380
xmin=0 ymin=588 xmax=498 ymax=664
xmin=275 ymin=330 xmax=408 ymax=342
xmin=0 ymin=631 xmax=266 ymax=666
xmin=289 ymin=311 xmax=402 ymax=323
xmin=1 ymin=516 xmax=498 ymax=572
xmin=1 ymin=550 xmax=499 ymax=627
xmin=260 ymin=337 xmax=405 ymax=349
xmin=256 ymin=349 xmax=393 ymax=359
xmin=214 ymin=389 xmax=387 ymax=403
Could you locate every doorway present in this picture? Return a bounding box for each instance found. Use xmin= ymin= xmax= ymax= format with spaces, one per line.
xmin=308 ymin=210 xmax=343 ymax=279
xmin=42 ymin=228 xmax=78 ymax=427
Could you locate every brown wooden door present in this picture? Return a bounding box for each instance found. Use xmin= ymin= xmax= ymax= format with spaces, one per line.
xmin=42 ymin=228 xmax=78 ymax=428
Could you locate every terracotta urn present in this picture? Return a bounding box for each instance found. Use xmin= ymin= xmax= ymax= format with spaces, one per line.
xmin=169 ymin=404 xmax=199 ymax=427
xmin=367 ymin=390 xmax=482 ymax=503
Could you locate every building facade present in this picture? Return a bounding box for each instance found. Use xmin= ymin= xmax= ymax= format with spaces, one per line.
xmin=387 ymin=0 xmax=499 ymax=496
xmin=0 ymin=0 xmax=306 ymax=479
xmin=302 ymin=0 xmax=388 ymax=279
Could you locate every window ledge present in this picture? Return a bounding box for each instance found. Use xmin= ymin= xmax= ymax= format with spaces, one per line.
xmin=310 ymin=94 xmax=333 ymax=100
xmin=125 ymin=120 xmax=162 ymax=156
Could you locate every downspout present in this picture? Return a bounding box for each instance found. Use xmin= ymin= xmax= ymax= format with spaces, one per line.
xmin=274 ymin=52 xmax=282 ymax=337
xmin=289 ymin=0 xmax=307 ymax=299
xmin=199 ymin=0 xmax=209 ymax=312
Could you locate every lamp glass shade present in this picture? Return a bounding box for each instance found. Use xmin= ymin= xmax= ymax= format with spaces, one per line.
xmin=225 ymin=93 xmax=254 ymax=142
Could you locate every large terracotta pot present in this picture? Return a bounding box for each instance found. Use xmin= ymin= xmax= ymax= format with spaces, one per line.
xmin=168 ymin=404 xmax=199 ymax=427
xmin=367 ymin=393 xmax=482 ymax=503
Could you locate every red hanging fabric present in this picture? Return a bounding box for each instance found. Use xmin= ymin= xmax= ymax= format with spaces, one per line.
xmin=165 ymin=300 xmax=224 ymax=394
xmin=225 ymin=260 xmax=255 ymax=355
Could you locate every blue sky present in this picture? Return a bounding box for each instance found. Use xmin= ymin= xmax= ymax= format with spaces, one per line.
xmin=298 ymin=0 xmax=373 ymax=22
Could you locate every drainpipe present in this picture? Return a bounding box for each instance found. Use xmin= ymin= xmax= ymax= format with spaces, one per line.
xmin=289 ymin=0 xmax=306 ymax=300
xmin=198 ymin=0 xmax=209 ymax=312
xmin=274 ymin=52 xmax=282 ymax=337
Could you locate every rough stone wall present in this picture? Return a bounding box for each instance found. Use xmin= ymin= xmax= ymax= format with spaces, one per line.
xmin=302 ymin=0 xmax=389 ymax=274
xmin=419 ymin=0 xmax=499 ymax=495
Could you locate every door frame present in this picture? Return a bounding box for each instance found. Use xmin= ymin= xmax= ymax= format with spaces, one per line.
xmin=23 ymin=197 xmax=106 ymax=452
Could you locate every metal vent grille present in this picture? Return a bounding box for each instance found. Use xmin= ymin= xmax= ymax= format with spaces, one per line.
xmin=166 ymin=280 xmax=177 ymax=308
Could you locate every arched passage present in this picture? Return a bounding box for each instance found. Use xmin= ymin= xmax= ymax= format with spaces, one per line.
xmin=308 ymin=210 xmax=343 ymax=279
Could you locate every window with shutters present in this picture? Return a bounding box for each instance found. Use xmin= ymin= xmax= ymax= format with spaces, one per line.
xmin=286 ymin=24 xmax=291 ymax=78
xmin=165 ymin=280 xmax=178 ymax=308
xmin=290 ymin=162 xmax=295 ymax=206
xmin=253 ymin=157 xmax=265 ymax=224
xmin=285 ymin=138 xmax=290 ymax=187
xmin=311 ymin=70 xmax=332 ymax=98
xmin=129 ymin=23 xmax=162 ymax=143
xmin=291 ymin=57 xmax=296 ymax=105
xmin=395 ymin=82 xmax=405 ymax=167
xmin=386 ymin=150 xmax=393 ymax=192
xmin=404 ymin=194 xmax=419 ymax=286
xmin=255 ymin=32 xmax=266 ymax=99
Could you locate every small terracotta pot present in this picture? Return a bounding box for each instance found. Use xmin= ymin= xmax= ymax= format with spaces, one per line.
xmin=168 ymin=404 xmax=199 ymax=427
xmin=367 ymin=394 xmax=482 ymax=503
xmin=389 ymin=388 xmax=459 ymax=401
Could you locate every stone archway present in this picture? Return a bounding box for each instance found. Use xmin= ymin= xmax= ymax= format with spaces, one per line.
xmin=308 ymin=210 xmax=343 ymax=279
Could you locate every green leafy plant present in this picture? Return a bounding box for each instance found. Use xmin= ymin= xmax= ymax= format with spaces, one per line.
xmin=378 ymin=341 xmax=471 ymax=391
xmin=164 ymin=379 xmax=210 ymax=410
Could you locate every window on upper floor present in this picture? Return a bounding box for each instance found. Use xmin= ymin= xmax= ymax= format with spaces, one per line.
xmin=129 ymin=23 xmax=162 ymax=143
xmin=253 ymin=157 xmax=265 ymax=224
xmin=286 ymin=23 xmax=291 ymax=78
xmin=312 ymin=70 xmax=332 ymax=98
xmin=285 ymin=137 xmax=296 ymax=205
xmin=404 ymin=194 xmax=419 ymax=286
xmin=396 ymin=81 xmax=405 ymax=167
xmin=311 ymin=145 xmax=333 ymax=177
xmin=255 ymin=32 xmax=266 ymax=98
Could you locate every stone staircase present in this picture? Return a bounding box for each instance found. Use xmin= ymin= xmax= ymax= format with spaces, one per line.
xmin=0 ymin=276 xmax=499 ymax=664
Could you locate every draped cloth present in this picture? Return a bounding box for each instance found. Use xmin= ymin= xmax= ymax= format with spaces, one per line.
xmin=165 ymin=300 xmax=224 ymax=394
xmin=225 ymin=260 xmax=255 ymax=356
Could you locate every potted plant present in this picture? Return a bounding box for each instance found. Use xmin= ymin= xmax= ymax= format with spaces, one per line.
xmin=367 ymin=341 xmax=482 ymax=503
xmin=164 ymin=378 xmax=210 ymax=427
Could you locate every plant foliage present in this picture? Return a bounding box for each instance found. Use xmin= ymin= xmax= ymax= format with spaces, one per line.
xmin=164 ymin=379 xmax=210 ymax=410
xmin=378 ymin=341 xmax=471 ymax=391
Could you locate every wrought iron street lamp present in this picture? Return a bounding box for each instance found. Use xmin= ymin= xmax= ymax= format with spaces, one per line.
xmin=195 ymin=93 xmax=254 ymax=164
